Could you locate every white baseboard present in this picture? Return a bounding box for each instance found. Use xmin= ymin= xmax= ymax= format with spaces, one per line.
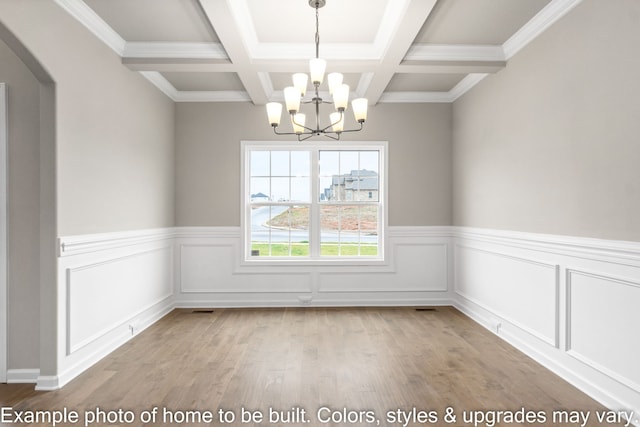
xmin=7 ymin=368 xmax=39 ymax=384
xmin=35 ymin=375 xmax=60 ymax=391
xmin=174 ymin=297 xmax=456 ymax=309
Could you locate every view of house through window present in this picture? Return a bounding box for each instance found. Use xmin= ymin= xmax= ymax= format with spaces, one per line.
xmin=243 ymin=142 xmax=386 ymax=260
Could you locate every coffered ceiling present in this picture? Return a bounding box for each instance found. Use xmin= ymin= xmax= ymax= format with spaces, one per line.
xmin=55 ymin=0 xmax=582 ymax=104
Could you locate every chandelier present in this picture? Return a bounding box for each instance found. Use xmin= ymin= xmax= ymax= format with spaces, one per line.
xmin=265 ymin=0 xmax=368 ymax=141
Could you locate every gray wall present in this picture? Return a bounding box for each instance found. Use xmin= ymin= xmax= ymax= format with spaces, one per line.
xmin=0 ymin=1 xmax=176 ymax=237
xmin=0 ymin=38 xmax=40 ymax=369
xmin=176 ymin=102 xmax=452 ymax=227
xmin=452 ymin=0 xmax=640 ymax=241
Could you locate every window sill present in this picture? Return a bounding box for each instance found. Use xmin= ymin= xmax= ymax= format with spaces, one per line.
xmin=239 ymin=257 xmax=388 ymax=268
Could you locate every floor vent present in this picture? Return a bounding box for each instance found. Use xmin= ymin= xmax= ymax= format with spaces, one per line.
xmin=192 ymin=309 xmax=215 ymax=314
xmin=415 ymin=308 xmax=436 ymax=312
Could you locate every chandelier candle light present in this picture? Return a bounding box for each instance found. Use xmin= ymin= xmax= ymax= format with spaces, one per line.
xmin=266 ymin=0 xmax=368 ymax=141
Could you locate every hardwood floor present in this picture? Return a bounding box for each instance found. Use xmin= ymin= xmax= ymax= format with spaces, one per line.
xmin=0 ymin=307 xmax=620 ymax=426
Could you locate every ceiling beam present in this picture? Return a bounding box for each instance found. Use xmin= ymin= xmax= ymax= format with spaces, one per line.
xmin=123 ymin=59 xmax=235 ymax=73
xmin=123 ymin=42 xmax=228 ymax=59
xmin=362 ymin=0 xmax=438 ymax=105
xmin=198 ymin=0 xmax=269 ymax=105
xmin=397 ymin=61 xmax=505 ymax=75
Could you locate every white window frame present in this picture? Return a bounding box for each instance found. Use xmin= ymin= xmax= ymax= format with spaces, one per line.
xmin=241 ymin=140 xmax=388 ymax=266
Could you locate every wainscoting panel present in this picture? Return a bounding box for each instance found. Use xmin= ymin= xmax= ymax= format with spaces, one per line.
xmin=52 ymin=229 xmax=175 ymax=390
xmin=179 ymin=243 xmax=312 ymax=294
xmin=567 ymin=269 xmax=640 ymax=393
xmin=455 ymin=244 xmax=559 ymax=346
xmin=174 ymin=226 xmax=453 ymax=307
xmin=454 ymin=227 xmax=640 ymax=425
xmin=67 ymin=247 xmax=173 ymax=354
xmin=318 ymin=243 xmax=448 ymax=293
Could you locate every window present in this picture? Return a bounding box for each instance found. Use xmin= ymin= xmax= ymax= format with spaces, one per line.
xmin=242 ymin=141 xmax=386 ymax=262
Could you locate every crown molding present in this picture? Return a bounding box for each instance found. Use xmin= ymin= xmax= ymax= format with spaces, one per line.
xmin=378 ymin=91 xmax=454 ymax=104
xmin=377 ymin=73 xmax=488 ymax=104
xmin=173 ymin=91 xmax=251 ymax=103
xmin=448 ymin=73 xmax=489 ymax=101
xmin=123 ymin=42 xmax=227 ymax=59
xmin=139 ymin=72 xmax=178 ymax=101
xmin=503 ymin=0 xmax=584 ymax=60
xmin=54 ymin=0 xmax=126 ymax=56
xmin=405 ymin=44 xmax=505 ymax=62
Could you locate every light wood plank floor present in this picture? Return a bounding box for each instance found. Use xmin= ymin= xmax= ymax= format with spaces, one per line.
xmin=0 ymin=307 xmax=621 ymax=426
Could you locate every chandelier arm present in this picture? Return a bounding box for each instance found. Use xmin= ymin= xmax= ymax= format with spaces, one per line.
xmin=300 ymin=100 xmax=333 ymax=105
xmin=291 ymin=113 xmax=318 ymax=134
xmin=336 ymin=122 xmax=365 ymax=134
xmin=272 ymin=125 xmax=312 ymax=137
xmin=318 ymin=109 xmax=343 ymax=133
xmin=272 ymin=127 xmax=298 ymax=137
xmin=322 ymin=133 xmax=340 ymax=141
xmin=298 ymin=133 xmax=318 ymax=142
xmin=301 ymin=131 xmax=342 ymax=141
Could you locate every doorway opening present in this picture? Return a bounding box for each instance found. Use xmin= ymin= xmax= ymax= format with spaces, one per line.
xmin=0 ymin=82 xmax=7 ymax=383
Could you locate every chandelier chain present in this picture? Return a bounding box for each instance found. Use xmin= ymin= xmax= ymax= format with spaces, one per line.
xmin=315 ymin=6 xmax=320 ymax=59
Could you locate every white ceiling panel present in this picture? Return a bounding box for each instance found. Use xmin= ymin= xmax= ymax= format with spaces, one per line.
xmin=416 ymin=0 xmax=552 ymax=45
xmin=246 ymin=0 xmax=388 ymax=44
xmin=84 ymin=0 xmax=218 ymax=42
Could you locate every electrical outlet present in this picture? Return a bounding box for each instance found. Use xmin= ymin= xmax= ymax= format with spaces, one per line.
xmin=298 ymin=295 xmax=313 ymax=305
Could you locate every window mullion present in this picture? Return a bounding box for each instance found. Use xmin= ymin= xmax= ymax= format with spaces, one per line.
xmin=310 ymin=148 xmax=320 ymax=258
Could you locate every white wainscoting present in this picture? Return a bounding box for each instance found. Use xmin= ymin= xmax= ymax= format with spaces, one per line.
xmin=173 ymin=226 xmax=454 ymax=307
xmin=455 ymin=245 xmax=559 ymax=346
xmin=31 ymin=224 xmax=640 ymax=422
xmin=50 ymin=228 xmax=175 ymax=390
xmin=566 ymin=269 xmax=640 ymax=394
xmin=453 ymin=227 xmax=640 ymax=424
